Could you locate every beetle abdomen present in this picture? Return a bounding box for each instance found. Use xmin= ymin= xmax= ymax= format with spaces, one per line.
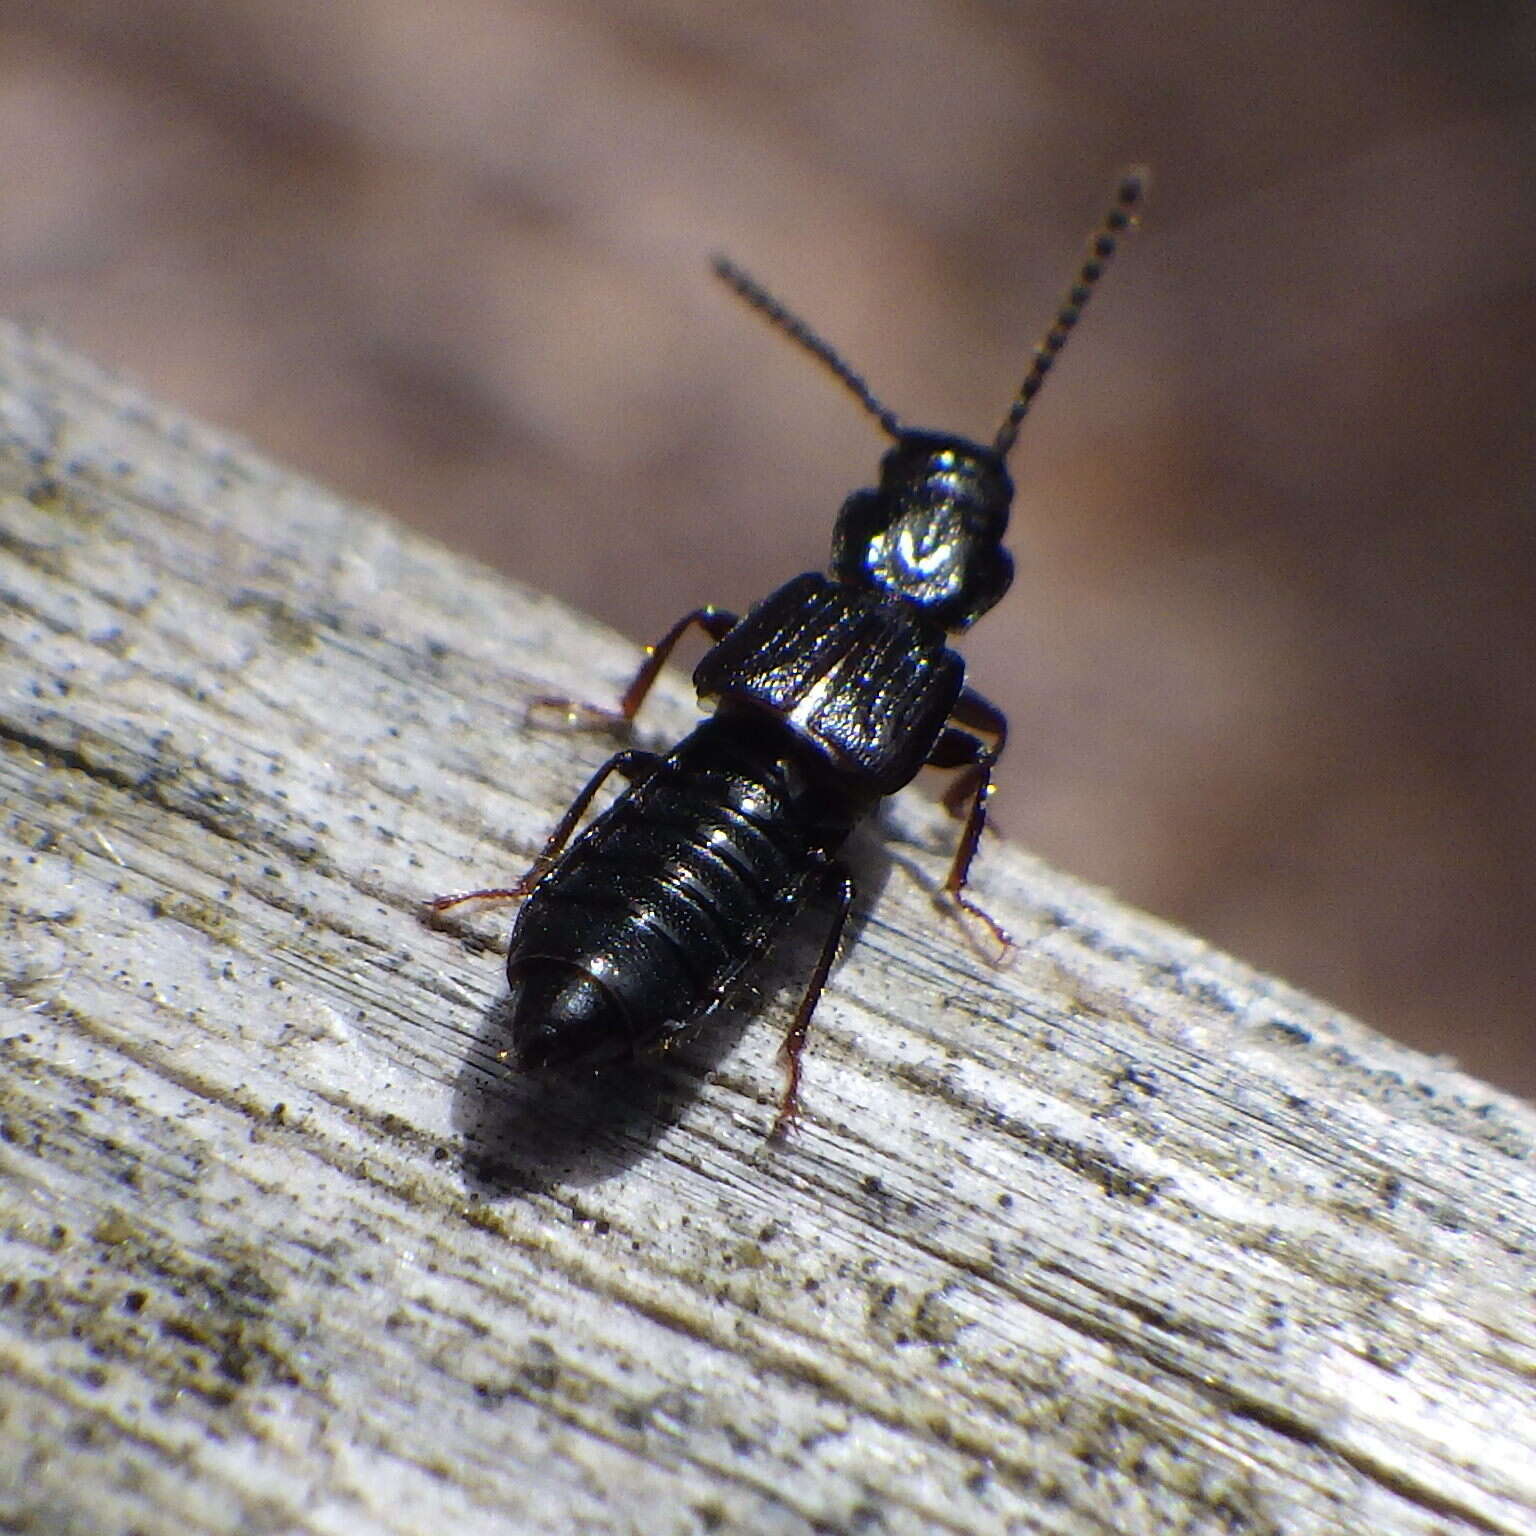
xmin=504 ymin=711 xmax=862 ymax=1071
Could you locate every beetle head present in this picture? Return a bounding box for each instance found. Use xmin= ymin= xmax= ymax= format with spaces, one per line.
xmin=830 ymin=432 xmax=1014 ymax=630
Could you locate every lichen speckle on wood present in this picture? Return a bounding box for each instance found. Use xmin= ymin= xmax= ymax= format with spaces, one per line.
xmin=1 ymin=322 xmax=1534 ymax=1534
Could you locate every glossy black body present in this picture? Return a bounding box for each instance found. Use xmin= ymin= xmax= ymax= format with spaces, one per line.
xmin=500 ymin=432 xmax=1014 ymax=1093
xmin=507 ymin=704 xmax=872 ymax=1072
xmin=434 ymin=174 xmax=1142 ymax=1131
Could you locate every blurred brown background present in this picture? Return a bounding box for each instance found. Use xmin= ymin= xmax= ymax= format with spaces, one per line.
xmin=3 ymin=3 xmax=1531 ymax=1096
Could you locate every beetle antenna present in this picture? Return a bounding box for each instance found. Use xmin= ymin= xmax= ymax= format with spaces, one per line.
xmin=993 ymin=168 xmax=1146 ymax=460
xmin=713 ymin=255 xmax=903 ymax=439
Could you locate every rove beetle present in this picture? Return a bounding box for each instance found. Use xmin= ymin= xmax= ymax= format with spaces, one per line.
xmin=432 ymin=173 xmax=1144 ymax=1136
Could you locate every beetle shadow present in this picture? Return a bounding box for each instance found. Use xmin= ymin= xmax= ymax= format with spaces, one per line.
xmin=447 ymin=992 xmax=752 ymax=1195
xmin=444 ymin=834 xmax=897 ymax=1196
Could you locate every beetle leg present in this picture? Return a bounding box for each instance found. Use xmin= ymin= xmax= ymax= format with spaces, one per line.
xmin=927 ymin=688 xmax=1012 ymax=957
xmin=428 ymin=749 xmax=662 ymax=914
xmin=528 ymin=606 xmax=739 ymax=732
xmin=939 ymin=686 xmax=1008 ymax=807
xmin=769 ymin=864 xmax=856 ymax=1140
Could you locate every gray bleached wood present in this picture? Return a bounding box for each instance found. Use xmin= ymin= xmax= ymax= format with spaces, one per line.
xmin=1 ymin=319 xmax=1533 ymax=1535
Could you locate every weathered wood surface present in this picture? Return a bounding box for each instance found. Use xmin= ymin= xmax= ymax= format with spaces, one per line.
xmin=1 ymin=319 xmax=1533 ymax=1536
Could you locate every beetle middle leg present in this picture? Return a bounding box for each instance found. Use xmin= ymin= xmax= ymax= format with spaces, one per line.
xmin=529 ymin=606 xmax=739 ymax=732
xmin=769 ymin=864 xmax=856 ymax=1140
xmin=927 ymin=686 xmax=1012 ymax=957
xmin=428 ymin=748 xmax=662 ymax=915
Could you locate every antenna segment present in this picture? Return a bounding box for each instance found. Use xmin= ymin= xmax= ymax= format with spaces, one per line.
xmin=993 ymin=169 xmax=1146 ymax=458
xmin=714 ymin=167 xmax=1146 ymax=460
xmin=712 ymin=255 xmax=903 ymax=439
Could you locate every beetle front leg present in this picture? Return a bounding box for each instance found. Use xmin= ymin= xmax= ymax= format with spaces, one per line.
xmin=927 ymin=687 xmax=1012 ymax=958
xmin=528 ymin=607 xmax=739 ymax=733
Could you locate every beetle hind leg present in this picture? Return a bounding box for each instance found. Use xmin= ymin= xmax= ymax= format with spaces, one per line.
xmin=769 ymin=865 xmax=856 ymax=1139
xmin=426 ymin=749 xmax=662 ymax=919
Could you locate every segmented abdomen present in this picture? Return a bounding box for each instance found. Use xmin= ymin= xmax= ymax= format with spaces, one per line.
xmin=507 ymin=711 xmax=861 ymax=1043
